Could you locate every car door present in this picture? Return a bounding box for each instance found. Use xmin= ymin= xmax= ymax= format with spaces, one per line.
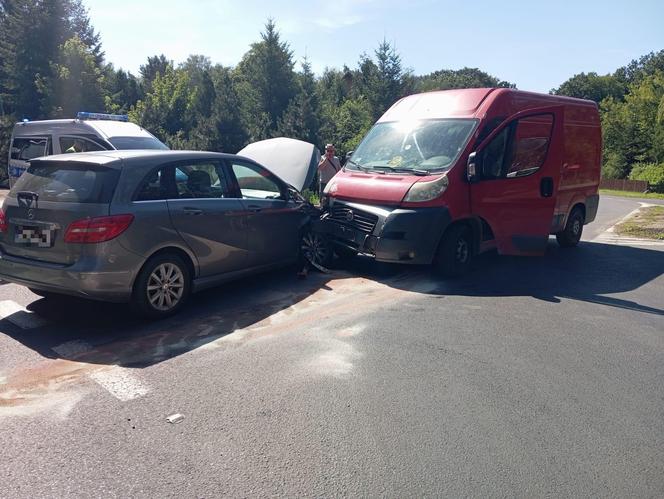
xmin=470 ymin=107 xmax=563 ymax=255
xmin=227 ymin=159 xmax=306 ymax=268
xmin=161 ymin=160 xmax=248 ymax=277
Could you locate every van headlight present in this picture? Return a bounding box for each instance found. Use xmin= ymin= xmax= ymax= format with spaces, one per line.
xmin=402 ymin=174 xmax=449 ymax=202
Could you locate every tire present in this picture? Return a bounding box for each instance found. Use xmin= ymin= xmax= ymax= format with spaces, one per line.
xmin=131 ymin=253 xmax=191 ymax=319
xmin=300 ymin=229 xmax=333 ymax=268
xmin=556 ymin=208 xmax=584 ymax=248
xmin=434 ymin=225 xmax=473 ymax=278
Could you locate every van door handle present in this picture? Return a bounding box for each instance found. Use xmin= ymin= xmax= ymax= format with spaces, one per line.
xmin=183 ymin=207 xmax=203 ymax=215
xmin=540 ymin=177 xmax=554 ymax=198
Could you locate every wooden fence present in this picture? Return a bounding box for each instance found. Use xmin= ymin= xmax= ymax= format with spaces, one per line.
xmin=599 ymin=179 xmax=649 ymax=192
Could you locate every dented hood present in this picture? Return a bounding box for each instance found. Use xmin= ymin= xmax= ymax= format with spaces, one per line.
xmin=238 ymin=137 xmax=320 ymax=192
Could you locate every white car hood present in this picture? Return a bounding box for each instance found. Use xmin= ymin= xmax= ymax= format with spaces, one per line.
xmin=238 ymin=137 xmax=320 ymax=192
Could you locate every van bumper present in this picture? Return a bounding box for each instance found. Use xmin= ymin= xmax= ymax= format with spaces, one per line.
xmin=0 ymin=250 xmax=135 ymax=302
xmin=318 ymin=200 xmax=451 ymax=264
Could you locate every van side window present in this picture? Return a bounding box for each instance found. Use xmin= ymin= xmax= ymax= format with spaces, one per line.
xmin=482 ymin=127 xmax=510 ymax=179
xmin=507 ymin=114 xmax=554 ymax=177
xmin=481 ymin=113 xmax=554 ymax=179
xmin=60 ymin=136 xmax=106 ymax=153
xmin=10 ymin=137 xmax=48 ymax=160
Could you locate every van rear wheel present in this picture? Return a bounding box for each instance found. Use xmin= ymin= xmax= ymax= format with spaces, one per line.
xmin=434 ymin=225 xmax=473 ymax=278
xmin=556 ymin=208 xmax=584 ymax=248
xmin=131 ymin=253 xmax=191 ymax=319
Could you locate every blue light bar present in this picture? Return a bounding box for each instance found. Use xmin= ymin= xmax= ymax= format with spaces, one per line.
xmin=77 ymin=112 xmax=129 ymax=122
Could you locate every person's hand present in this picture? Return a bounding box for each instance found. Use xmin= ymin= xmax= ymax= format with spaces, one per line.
xmin=318 ymin=158 xmax=327 ymax=169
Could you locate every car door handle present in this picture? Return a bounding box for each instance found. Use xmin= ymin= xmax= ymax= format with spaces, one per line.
xmin=183 ymin=207 xmax=203 ymax=215
xmin=246 ymin=205 xmax=263 ymax=213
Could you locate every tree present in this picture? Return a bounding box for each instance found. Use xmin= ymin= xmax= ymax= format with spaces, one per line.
xmin=277 ymin=57 xmax=321 ymax=145
xmin=38 ymin=36 xmax=105 ymax=117
xmin=415 ymin=67 xmax=514 ymax=92
xmin=139 ymin=54 xmax=172 ymax=93
xmin=551 ymin=72 xmax=625 ymax=103
xmin=103 ymin=65 xmax=142 ymax=114
xmin=234 ymin=19 xmax=296 ymax=141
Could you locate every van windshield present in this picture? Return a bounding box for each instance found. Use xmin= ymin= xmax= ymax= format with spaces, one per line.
xmin=348 ymin=119 xmax=477 ymax=174
xmin=108 ymin=136 xmax=169 ymax=150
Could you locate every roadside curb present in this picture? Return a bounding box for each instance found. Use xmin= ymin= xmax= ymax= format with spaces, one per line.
xmin=591 ymin=203 xmax=664 ymax=247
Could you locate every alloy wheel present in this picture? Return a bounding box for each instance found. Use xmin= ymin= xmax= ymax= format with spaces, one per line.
xmin=146 ymin=263 xmax=185 ymax=311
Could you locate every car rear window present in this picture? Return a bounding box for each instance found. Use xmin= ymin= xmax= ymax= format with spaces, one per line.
xmin=11 ymin=161 xmax=120 ymax=204
xmin=108 ymin=136 xmax=169 ymax=150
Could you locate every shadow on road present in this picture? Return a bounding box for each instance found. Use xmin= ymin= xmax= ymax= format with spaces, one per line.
xmin=1 ymin=239 xmax=662 ymax=371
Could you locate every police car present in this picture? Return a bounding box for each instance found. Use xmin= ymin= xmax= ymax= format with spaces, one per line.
xmin=7 ymin=112 xmax=168 ymax=187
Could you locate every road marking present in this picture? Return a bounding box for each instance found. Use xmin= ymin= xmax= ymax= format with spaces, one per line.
xmin=51 ymin=340 xmax=94 ymax=358
xmin=0 ymin=300 xmax=49 ymax=329
xmin=89 ymin=367 xmax=149 ymax=402
xmin=591 ymin=205 xmax=664 ymax=247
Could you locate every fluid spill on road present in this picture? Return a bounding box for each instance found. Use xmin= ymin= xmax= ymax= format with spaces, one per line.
xmin=0 ymin=270 xmax=441 ymax=418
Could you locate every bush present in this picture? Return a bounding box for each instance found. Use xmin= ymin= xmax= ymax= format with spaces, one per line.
xmin=629 ymin=162 xmax=664 ymax=192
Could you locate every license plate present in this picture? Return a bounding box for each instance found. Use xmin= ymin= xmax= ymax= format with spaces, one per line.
xmin=15 ymin=226 xmax=53 ymax=247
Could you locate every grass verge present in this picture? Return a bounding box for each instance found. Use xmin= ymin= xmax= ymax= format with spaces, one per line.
xmin=615 ymin=206 xmax=664 ymax=240
xmin=600 ymin=189 xmax=664 ymax=200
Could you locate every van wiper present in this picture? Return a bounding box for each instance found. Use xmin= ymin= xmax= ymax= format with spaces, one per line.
xmin=346 ymin=159 xmax=372 ymax=172
xmin=371 ymin=166 xmax=429 ymax=176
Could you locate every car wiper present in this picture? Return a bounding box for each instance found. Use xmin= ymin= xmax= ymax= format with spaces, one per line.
xmin=371 ymin=166 xmax=429 ymax=176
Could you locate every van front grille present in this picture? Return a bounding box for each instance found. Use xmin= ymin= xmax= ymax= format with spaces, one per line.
xmin=329 ymin=205 xmax=379 ymax=234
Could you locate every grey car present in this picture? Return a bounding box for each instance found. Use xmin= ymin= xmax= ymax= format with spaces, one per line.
xmin=0 ymin=144 xmax=324 ymax=318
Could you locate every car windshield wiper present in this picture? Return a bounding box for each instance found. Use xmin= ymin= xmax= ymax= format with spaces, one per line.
xmin=370 ymin=165 xmax=429 ymax=176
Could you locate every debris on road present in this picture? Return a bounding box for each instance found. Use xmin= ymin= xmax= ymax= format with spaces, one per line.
xmin=166 ymin=413 xmax=185 ymax=424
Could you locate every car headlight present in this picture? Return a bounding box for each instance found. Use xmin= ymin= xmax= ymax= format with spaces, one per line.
xmin=323 ymin=180 xmax=337 ymax=194
xmin=402 ymin=174 xmax=449 ymax=202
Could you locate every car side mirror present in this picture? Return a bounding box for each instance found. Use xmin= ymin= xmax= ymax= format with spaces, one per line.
xmin=467 ymin=152 xmax=480 ymax=183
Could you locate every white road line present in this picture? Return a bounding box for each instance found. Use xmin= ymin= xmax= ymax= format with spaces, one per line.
xmin=0 ymin=300 xmax=49 ymax=329
xmin=88 ymin=368 xmax=149 ymax=402
xmin=51 ymin=339 xmax=150 ymax=402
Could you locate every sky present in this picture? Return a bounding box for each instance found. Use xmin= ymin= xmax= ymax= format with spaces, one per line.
xmin=85 ymin=0 xmax=664 ymax=93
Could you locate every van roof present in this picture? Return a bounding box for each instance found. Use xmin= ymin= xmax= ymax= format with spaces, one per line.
xmin=12 ymin=119 xmax=155 ymax=140
xmin=378 ymin=88 xmax=598 ymax=122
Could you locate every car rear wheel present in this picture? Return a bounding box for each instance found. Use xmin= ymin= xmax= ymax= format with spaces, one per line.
xmin=434 ymin=225 xmax=473 ymax=278
xmin=131 ymin=253 xmax=191 ymax=319
xmin=556 ymin=208 xmax=584 ymax=247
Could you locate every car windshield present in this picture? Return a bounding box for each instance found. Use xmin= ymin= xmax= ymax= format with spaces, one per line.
xmin=108 ymin=136 xmax=169 ymax=150
xmin=348 ymin=119 xmax=477 ymax=173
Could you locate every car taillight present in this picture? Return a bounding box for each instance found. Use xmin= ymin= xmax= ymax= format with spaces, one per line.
xmin=0 ymin=207 xmax=7 ymax=233
xmin=65 ymin=214 xmax=134 ymax=244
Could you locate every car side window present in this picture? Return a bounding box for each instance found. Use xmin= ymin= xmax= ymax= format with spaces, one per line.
xmin=481 ymin=113 xmax=554 ymax=180
xmin=11 ymin=137 xmax=48 ymax=160
xmin=175 ymin=162 xmax=230 ymax=199
xmin=59 ymin=136 xmax=106 ymax=153
xmin=135 ymin=166 xmax=177 ymax=201
xmin=229 ymin=161 xmax=283 ymax=200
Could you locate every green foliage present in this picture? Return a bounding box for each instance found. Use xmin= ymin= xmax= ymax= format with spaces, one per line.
xmin=629 ymin=163 xmax=664 ymax=192
xmin=415 ymin=67 xmax=515 ymax=92
xmin=551 ymin=72 xmax=625 ymax=103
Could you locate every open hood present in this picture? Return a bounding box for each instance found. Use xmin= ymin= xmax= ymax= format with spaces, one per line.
xmin=238 ymin=137 xmax=320 ymax=192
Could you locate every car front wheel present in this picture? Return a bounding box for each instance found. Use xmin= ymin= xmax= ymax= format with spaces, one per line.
xmin=131 ymin=253 xmax=191 ymax=319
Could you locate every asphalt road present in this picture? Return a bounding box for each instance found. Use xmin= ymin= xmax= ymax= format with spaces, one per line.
xmin=0 ymin=193 xmax=663 ymax=498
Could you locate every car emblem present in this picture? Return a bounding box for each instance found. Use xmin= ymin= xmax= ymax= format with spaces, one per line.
xmin=27 ymin=209 xmax=34 ymax=220
xmin=345 ymin=210 xmax=354 ymax=222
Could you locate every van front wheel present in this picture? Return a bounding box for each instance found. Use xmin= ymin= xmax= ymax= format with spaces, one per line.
xmin=434 ymin=225 xmax=473 ymax=277
xmin=556 ymin=208 xmax=584 ymax=248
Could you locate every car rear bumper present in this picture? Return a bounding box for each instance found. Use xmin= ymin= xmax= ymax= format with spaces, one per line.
xmin=318 ymin=200 xmax=451 ymax=264
xmin=0 ymin=250 xmax=136 ymax=302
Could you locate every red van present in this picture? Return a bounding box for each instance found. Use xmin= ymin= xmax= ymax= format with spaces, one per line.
xmin=319 ymin=88 xmax=601 ymax=275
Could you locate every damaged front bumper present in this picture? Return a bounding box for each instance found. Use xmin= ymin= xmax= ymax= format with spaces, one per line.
xmin=315 ymin=199 xmax=451 ymax=265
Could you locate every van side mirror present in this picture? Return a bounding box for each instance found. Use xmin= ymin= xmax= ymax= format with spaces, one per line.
xmin=467 ymin=152 xmax=479 ymax=183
